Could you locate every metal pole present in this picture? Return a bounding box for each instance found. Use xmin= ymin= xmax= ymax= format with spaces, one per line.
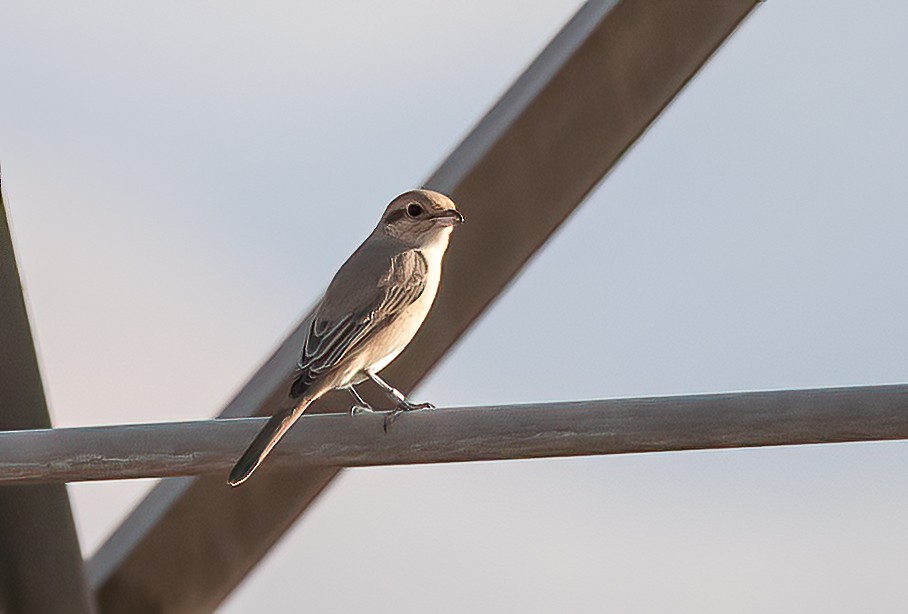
xmin=0 ymin=173 xmax=96 ymax=612
xmin=2 ymin=385 xmax=907 ymax=486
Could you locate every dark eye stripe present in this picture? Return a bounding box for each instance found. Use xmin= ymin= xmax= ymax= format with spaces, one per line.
xmin=384 ymin=209 xmax=407 ymax=223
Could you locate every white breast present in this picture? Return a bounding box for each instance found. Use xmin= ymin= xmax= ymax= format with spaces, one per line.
xmin=366 ymin=228 xmax=451 ymax=374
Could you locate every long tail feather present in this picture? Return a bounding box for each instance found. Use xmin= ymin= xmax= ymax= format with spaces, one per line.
xmin=228 ymin=399 xmax=311 ymax=487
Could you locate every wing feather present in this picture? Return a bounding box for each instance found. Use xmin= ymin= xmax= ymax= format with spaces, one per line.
xmin=291 ymin=248 xmax=428 ymax=396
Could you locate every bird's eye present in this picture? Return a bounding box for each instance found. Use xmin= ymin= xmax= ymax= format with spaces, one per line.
xmin=406 ymin=203 xmax=423 ymax=217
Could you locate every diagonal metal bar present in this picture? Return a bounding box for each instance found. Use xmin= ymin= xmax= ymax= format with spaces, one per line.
xmin=2 ymin=384 xmax=907 ymax=486
xmin=0 ymin=174 xmax=96 ymax=613
xmin=89 ymin=0 xmax=760 ymax=611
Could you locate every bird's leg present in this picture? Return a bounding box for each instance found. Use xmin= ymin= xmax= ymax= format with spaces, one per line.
xmin=345 ymin=385 xmax=375 ymax=416
xmin=367 ymin=372 xmax=434 ymax=411
xmin=367 ymin=372 xmax=434 ymax=431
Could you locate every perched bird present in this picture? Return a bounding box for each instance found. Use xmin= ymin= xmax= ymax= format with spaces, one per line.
xmin=228 ymin=189 xmax=464 ymax=486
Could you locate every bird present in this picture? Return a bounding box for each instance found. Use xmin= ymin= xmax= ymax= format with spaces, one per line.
xmin=228 ymin=189 xmax=464 ymax=486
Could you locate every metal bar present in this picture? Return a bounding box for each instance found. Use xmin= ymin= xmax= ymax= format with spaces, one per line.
xmin=0 ymin=174 xmax=96 ymax=612
xmin=2 ymin=384 xmax=908 ymax=486
xmin=90 ymin=1 xmax=760 ymax=611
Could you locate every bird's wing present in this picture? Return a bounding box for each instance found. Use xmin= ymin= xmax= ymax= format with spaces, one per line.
xmin=291 ymin=246 xmax=428 ymax=396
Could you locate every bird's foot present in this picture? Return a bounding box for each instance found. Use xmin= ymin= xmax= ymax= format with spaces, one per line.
xmin=349 ymin=405 xmax=375 ymax=416
xmin=399 ymin=400 xmax=435 ymax=412
xmin=383 ymin=401 xmax=435 ymax=432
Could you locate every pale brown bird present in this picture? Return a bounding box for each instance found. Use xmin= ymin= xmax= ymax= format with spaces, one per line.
xmin=228 ymin=189 xmax=464 ymax=486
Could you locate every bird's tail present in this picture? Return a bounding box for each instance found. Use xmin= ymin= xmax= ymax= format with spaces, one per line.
xmin=227 ymin=397 xmax=313 ymax=487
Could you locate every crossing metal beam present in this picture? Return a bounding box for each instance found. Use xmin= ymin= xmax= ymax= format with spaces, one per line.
xmin=0 ymin=175 xmax=95 ymax=613
xmin=89 ymin=1 xmax=760 ymax=611
xmin=2 ymin=385 xmax=907 ymax=486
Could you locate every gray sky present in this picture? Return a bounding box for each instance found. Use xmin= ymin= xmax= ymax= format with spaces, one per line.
xmin=2 ymin=1 xmax=908 ymax=612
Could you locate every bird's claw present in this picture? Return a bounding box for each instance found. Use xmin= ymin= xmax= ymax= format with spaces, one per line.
xmin=401 ymin=401 xmax=434 ymax=411
xmin=349 ymin=405 xmax=374 ymax=416
xmin=382 ymin=401 xmax=435 ymax=432
xmin=383 ymin=409 xmax=403 ymax=432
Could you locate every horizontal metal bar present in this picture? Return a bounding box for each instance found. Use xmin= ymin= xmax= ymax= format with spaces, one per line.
xmin=3 ymin=384 xmax=907 ymax=486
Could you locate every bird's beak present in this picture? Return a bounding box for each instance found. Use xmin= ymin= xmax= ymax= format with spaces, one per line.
xmin=434 ymin=210 xmax=465 ymax=225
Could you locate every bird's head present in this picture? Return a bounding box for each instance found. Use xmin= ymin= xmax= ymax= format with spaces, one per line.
xmin=378 ymin=189 xmax=464 ymax=246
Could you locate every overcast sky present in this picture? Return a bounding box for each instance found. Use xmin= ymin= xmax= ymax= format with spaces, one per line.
xmin=3 ymin=1 xmax=908 ymax=612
